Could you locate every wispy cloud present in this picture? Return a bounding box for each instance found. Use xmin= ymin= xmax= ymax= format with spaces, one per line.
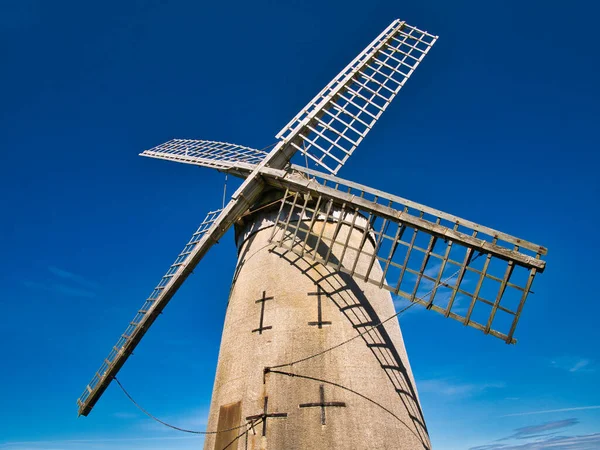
xmin=470 ymin=445 xmax=507 ymax=450
xmin=137 ymin=407 xmax=210 ymax=434
xmin=469 ymin=432 xmax=600 ymax=450
xmin=22 ymin=280 xmax=96 ymax=298
xmin=1 ymin=408 xmax=213 ymax=449
xmin=417 ymin=378 xmax=505 ymax=397
xmin=22 ymin=266 xmax=98 ymax=298
xmin=392 ymin=295 xmax=424 ymax=316
xmin=424 ymin=262 xmax=443 ymax=278
xmin=0 ymin=435 xmax=200 ymax=450
xmin=501 ymin=405 xmax=600 ymax=418
xmin=48 ymin=266 xmax=99 ymax=289
xmin=113 ymin=412 xmax=139 ymax=419
xmin=499 ymin=418 xmax=578 ymax=441
xmin=551 ymin=357 xmax=595 ymax=373
xmin=568 ymin=359 xmax=592 ymax=373
xmin=393 ymin=290 xmax=470 ymax=317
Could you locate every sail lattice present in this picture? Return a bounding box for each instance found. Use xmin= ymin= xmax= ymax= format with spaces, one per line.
xmin=77 ymin=209 xmax=223 ymax=416
xmin=264 ymin=169 xmax=546 ymax=344
xmin=140 ymin=139 xmax=267 ymax=172
xmin=276 ymin=20 xmax=436 ymax=175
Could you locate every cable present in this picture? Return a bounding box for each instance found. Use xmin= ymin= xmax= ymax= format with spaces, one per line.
xmin=258 ymin=141 xmax=278 ymax=153
xmin=246 ymin=194 xmax=293 ymax=216
xmin=113 ymin=377 xmax=255 ymax=435
xmin=303 ymin=141 xmax=309 ymax=170
xmin=222 ymin=174 xmax=228 ymax=209
xmin=268 ymin=302 xmax=414 ymax=370
xmin=268 ymin=252 xmax=483 ymax=370
xmin=266 ymin=370 xmax=427 ymax=447
xmin=222 ymin=418 xmax=264 ymax=450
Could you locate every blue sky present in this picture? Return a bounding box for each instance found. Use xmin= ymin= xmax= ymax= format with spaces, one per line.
xmin=1 ymin=0 xmax=599 ymax=449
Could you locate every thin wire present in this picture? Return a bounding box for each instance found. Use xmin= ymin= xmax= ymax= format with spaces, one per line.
xmin=113 ymin=377 xmax=254 ymax=435
xmin=303 ymin=141 xmax=309 ymax=170
xmin=245 ymin=193 xmax=293 ymax=217
xmin=267 ymin=370 xmax=427 ymax=447
xmin=268 ymin=252 xmax=483 ymax=370
xmin=222 ymin=418 xmax=264 ymax=450
xmin=222 ymin=174 xmax=228 ymax=209
xmin=258 ymin=141 xmax=278 ymax=153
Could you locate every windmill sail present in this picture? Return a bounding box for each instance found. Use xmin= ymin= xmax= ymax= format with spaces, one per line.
xmin=140 ymin=139 xmax=267 ymax=174
xmin=142 ymin=21 xmax=437 ymax=178
xmin=77 ymin=208 xmax=223 ymax=416
xmin=276 ymin=20 xmax=436 ymax=175
xmin=260 ymin=166 xmax=546 ymax=344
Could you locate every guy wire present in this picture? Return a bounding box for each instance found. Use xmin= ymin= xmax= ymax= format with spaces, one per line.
xmin=114 ymin=377 xmax=257 ymax=435
xmin=267 ymin=252 xmax=484 ymax=370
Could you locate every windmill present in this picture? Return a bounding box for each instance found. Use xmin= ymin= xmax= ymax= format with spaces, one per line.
xmin=77 ymin=19 xmax=547 ymax=450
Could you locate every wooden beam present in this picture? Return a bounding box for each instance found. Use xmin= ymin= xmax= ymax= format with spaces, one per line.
xmin=259 ymin=168 xmax=546 ymax=272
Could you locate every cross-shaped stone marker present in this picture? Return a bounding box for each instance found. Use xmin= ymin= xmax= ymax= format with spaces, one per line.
xmin=252 ymin=291 xmax=273 ymax=334
xmin=299 ymin=384 xmax=346 ymax=425
xmin=245 ymin=396 xmax=287 ymax=436
xmin=307 ymin=285 xmax=332 ymax=329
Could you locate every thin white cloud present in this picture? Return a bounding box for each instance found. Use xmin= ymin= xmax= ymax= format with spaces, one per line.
xmin=498 ymin=418 xmax=578 ymax=441
xmin=112 ymin=412 xmax=139 ymax=419
xmin=392 ymin=295 xmax=423 ymax=316
xmin=21 ymin=266 xmax=100 ymax=298
xmin=569 ymin=359 xmax=592 ymax=373
xmin=22 ymin=280 xmax=96 ymax=298
xmin=1 ymin=407 xmax=213 ymax=449
xmin=48 ymin=266 xmax=99 ymax=289
xmin=424 ymin=262 xmax=442 ymax=278
xmin=0 ymin=435 xmax=200 ymax=450
xmin=501 ymin=405 xmax=600 ymax=417
xmin=550 ymin=357 xmax=595 ymax=373
xmin=417 ymin=378 xmax=505 ymax=397
xmin=470 ymin=433 xmax=600 ymax=450
xmin=137 ymin=407 xmax=210 ymax=434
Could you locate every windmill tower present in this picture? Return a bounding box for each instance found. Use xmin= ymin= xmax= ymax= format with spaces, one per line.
xmin=77 ymin=19 xmax=547 ymax=450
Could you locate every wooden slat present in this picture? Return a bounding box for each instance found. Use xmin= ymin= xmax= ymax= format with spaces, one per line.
xmin=286 ymin=165 xmax=548 ymax=257
xmin=261 ymin=168 xmax=547 ymax=269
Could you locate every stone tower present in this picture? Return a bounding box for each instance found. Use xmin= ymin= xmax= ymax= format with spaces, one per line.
xmin=204 ymin=196 xmax=430 ymax=450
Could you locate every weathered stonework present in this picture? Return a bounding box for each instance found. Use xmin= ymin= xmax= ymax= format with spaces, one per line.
xmin=204 ymin=205 xmax=429 ymax=450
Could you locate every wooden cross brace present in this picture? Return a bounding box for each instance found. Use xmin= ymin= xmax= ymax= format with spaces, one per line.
xmin=252 ymin=291 xmax=274 ymax=334
xmin=299 ymin=384 xmax=346 ymax=425
xmin=245 ymin=396 xmax=287 ymax=436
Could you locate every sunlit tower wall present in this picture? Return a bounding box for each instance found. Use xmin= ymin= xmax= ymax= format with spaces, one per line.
xmin=204 ymin=195 xmax=430 ymax=450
